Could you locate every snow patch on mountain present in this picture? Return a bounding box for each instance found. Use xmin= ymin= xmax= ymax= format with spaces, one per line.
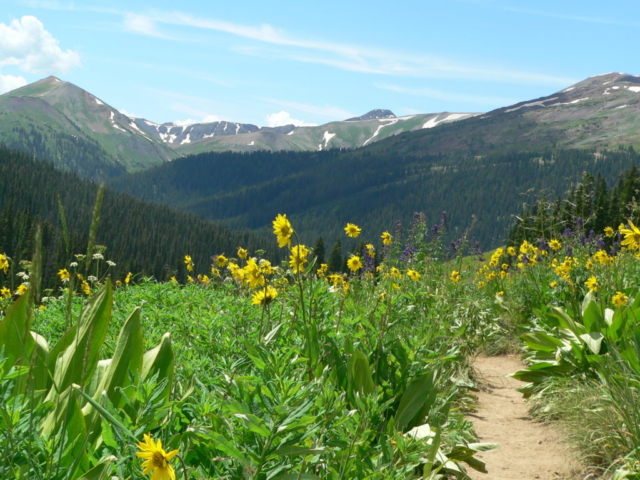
xmin=363 ymin=118 xmax=400 ymax=146
xmin=506 ymin=97 xmax=558 ymax=113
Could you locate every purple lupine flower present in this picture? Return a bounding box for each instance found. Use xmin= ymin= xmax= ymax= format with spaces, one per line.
xmin=431 ymin=224 xmax=439 ymax=236
xmin=576 ymin=217 xmax=584 ymax=229
xmin=440 ymin=211 xmax=448 ymax=230
xmin=400 ymin=243 xmax=416 ymax=263
xmin=538 ymin=239 xmax=549 ymax=252
xmin=596 ymin=237 xmax=606 ymax=250
xmin=562 ymin=228 xmax=573 ymax=237
xmin=565 ymin=245 xmax=574 ymax=257
xmin=579 ymin=234 xmax=587 ymax=246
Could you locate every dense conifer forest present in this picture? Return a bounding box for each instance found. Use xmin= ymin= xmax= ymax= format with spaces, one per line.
xmin=109 ymin=147 xmax=640 ymax=249
xmin=0 ymin=146 xmax=274 ymax=288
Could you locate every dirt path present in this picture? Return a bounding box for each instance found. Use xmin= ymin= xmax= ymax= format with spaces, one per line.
xmin=467 ymin=355 xmax=580 ymax=480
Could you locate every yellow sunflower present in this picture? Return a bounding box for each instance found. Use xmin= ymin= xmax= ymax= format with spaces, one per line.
xmin=136 ymin=433 xmax=179 ymax=480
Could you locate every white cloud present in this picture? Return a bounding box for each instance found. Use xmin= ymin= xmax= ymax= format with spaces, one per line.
xmin=173 ymin=115 xmax=222 ymax=126
xmin=0 ymin=74 xmax=28 ymax=94
xmin=0 ymin=16 xmax=81 ymax=74
xmin=260 ymin=98 xmax=354 ymax=120
xmin=119 ymin=108 xmax=140 ymax=118
xmin=265 ymin=111 xmax=316 ymax=127
xmin=123 ymin=13 xmax=175 ymax=39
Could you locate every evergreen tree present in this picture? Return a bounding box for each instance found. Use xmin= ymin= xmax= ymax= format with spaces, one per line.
xmin=312 ymin=236 xmax=326 ymax=265
xmin=328 ymin=239 xmax=343 ymax=273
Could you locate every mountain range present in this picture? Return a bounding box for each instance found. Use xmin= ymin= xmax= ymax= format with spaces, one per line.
xmin=0 ymin=76 xmax=477 ymax=176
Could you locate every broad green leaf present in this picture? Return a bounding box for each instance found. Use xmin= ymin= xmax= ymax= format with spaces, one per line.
xmin=350 ymin=349 xmax=374 ymax=396
xmin=270 ymin=445 xmax=326 ymax=457
xmin=206 ymin=432 xmax=250 ymax=468
xmin=233 ymin=412 xmax=271 ymax=437
xmin=580 ymin=331 xmax=604 ymax=354
xmin=395 ymin=373 xmax=434 ymax=431
xmin=141 ymin=332 xmax=174 ymax=399
xmin=48 ymin=281 xmax=113 ymax=399
xmin=521 ymin=331 xmax=564 ymax=352
xmin=0 ymin=294 xmax=34 ymax=375
xmin=76 ymin=456 xmax=116 ymax=480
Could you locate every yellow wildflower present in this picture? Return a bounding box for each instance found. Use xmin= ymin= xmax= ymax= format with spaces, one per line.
xmin=507 ymin=247 xmax=516 ymax=256
xmin=317 ymin=263 xmax=328 ymax=277
xmin=0 ymin=253 xmax=9 ymax=274
xmin=244 ymin=258 xmax=265 ymax=288
xmin=347 ymin=255 xmax=362 ymax=272
xmin=620 ymin=220 xmax=640 ymax=250
xmin=273 ymin=214 xmax=293 ymax=248
xmin=381 ymin=231 xmax=393 ymax=246
xmin=344 ymin=223 xmax=361 ymax=238
xmin=1 ymin=286 xmax=10 ymax=298
xmin=585 ymin=276 xmax=598 ymax=292
xmin=612 ymin=291 xmax=629 ymax=307
xmin=407 ymin=269 xmax=421 ymax=281
xmin=550 ymin=281 xmax=558 ymax=288
xmin=210 ymin=267 xmax=220 ymax=277
xmin=450 ymin=270 xmax=460 ymax=283
xmin=215 ymin=254 xmax=228 ymax=268
xmin=252 ymin=285 xmax=278 ymax=306
xmin=125 ymin=272 xmax=132 ymax=284
xmin=184 ymin=255 xmax=194 ymax=272
xmin=136 ymin=433 xmax=179 ymax=480
xmin=365 ymin=244 xmax=375 ymax=257
xmin=237 ymin=247 xmax=248 ymax=259
xmin=289 ymin=244 xmax=309 ymax=274
xmin=58 ymin=268 xmax=70 ymax=281
xmin=549 ymin=239 xmax=562 ymax=251
xmin=604 ymin=226 xmax=615 ymax=238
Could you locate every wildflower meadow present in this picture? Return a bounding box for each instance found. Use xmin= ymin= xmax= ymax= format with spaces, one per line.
xmin=3 ymin=194 xmax=640 ymax=479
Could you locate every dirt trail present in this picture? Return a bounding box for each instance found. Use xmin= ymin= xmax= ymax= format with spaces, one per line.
xmin=467 ymin=355 xmax=579 ymax=480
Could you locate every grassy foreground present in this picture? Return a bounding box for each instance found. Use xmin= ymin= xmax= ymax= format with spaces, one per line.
xmin=2 ymin=213 xmax=640 ymax=479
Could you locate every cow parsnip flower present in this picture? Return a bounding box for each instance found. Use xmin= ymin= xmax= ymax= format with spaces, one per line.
xmin=344 ymin=223 xmax=361 ymax=238
xmin=273 ymin=214 xmax=294 ymax=248
xmin=136 ymin=433 xmax=179 ymax=480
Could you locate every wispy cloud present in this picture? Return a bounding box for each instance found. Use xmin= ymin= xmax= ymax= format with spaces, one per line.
xmin=376 ymin=83 xmax=518 ymax=106
xmin=119 ymin=10 xmax=575 ymax=87
xmin=16 ymin=1 xmax=578 ymax=86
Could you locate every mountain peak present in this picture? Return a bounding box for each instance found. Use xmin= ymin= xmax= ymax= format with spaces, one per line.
xmin=346 ymin=109 xmax=396 ymax=121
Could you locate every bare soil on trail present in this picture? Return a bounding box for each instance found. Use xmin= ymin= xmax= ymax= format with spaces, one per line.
xmin=467 ymin=355 xmax=581 ymax=480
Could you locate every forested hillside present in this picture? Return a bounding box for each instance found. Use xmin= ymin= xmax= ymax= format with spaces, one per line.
xmin=0 ymin=147 xmax=274 ymax=287
xmin=508 ymin=164 xmax=640 ymax=245
xmin=110 ymin=147 xmax=640 ymax=250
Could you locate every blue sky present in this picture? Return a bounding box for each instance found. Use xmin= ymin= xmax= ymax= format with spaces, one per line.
xmin=1 ymin=0 xmax=639 ymax=126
